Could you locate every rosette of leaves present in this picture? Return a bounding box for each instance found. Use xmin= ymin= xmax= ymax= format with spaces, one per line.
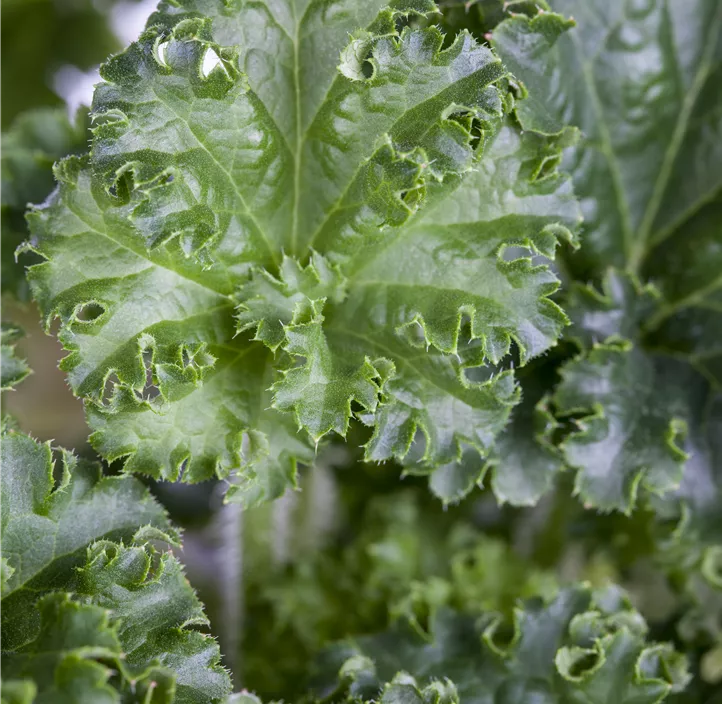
xmin=312 ymin=585 xmax=690 ymax=704
xmin=0 ymin=428 xmax=232 ymax=703
xmin=24 ymin=0 xmax=581 ymax=507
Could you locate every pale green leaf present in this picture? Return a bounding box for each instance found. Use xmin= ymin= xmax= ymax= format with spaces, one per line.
xmin=26 ymin=0 xmax=579 ymax=499
xmin=236 ymin=253 xmax=346 ymax=352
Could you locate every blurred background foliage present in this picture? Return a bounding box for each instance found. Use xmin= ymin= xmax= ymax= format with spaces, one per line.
xmin=2 ymin=0 xmax=118 ymax=128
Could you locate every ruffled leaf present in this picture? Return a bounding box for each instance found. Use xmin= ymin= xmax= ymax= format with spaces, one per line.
xmin=236 ymin=253 xmax=346 ymax=352
xmin=26 ymin=0 xmax=579 ymax=500
xmin=554 ymin=343 xmax=688 ymax=514
xmin=314 ymin=585 xmax=690 ymax=703
xmin=558 ymin=269 xmax=722 ymax=536
xmin=485 ymin=368 xmax=562 ymax=506
xmin=0 ymin=429 xmax=231 ymax=702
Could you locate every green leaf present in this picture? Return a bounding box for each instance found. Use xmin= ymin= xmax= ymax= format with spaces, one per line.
xmin=488 ymin=1 xmax=722 ymax=551
xmin=490 ymin=3 xmax=722 ymax=447
xmin=554 ymin=342 xmax=689 ymax=514
xmin=1 ymin=324 xmax=30 ymax=391
xmin=485 ymin=366 xmax=563 ymax=506
xmin=553 ymin=272 xmax=690 ymax=515
xmin=489 ymin=9 xmax=576 ymax=136
xmin=492 ymin=0 xmax=722 ymax=279
xmin=75 ymin=542 xmax=232 ymax=701
xmin=439 ymin=0 xmax=554 ymax=42
xmin=0 ymin=679 xmax=37 ymax=704
xmin=27 ymin=0 xmax=580 ymax=498
xmin=392 ymin=363 xmax=560 ymax=507
xmin=240 ymin=488 xmax=557 ymax=699
xmin=0 ymin=429 xmax=231 ymax=703
xmin=272 ymin=301 xmax=386 ymax=442
xmin=649 ymin=364 xmax=722 ymax=568
xmin=1 ymin=430 xmax=174 ymax=607
xmin=2 ymin=108 xmax=90 ymax=298
xmin=565 ymin=269 xmax=660 ymax=348
xmin=643 ymin=195 xmax=722 ymax=387
xmin=88 ymin=341 xmax=314 ymax=502
xmin=236 ymin=253 xmax=346 ymax=352
xmin=315 ymin=585 xmax=690 ymax=703
xmin=556 ymin=269 xmax=722 ymax=538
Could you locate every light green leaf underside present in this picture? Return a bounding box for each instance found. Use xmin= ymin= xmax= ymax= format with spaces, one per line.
xmin=314 ymin=585 xmax=689 ymax=703
xmin=28 ymin=0 xmax=580 ymax=493
xmin=0 ymin=430 xmax=231 ymax=703
xmin=26 ymin=158 xmax=313 ymax=500
xmin=89 ymin=342 xmax=314 ymax=496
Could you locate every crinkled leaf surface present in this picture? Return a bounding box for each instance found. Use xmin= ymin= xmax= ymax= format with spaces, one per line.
xmin=418 ymin=363 xmax=562 ymax=507
xmin=556 ymin=270 xmax=722 ymax=574
xmin=491 ymin=1 xmax=722 ymax=383
xmin=27 ymin=0 xmax=579 ymax=502
xmin=0 ymin=429 xmax=231 ymax=703
xmin=489 ymin=3 xmax=722 ymax=519
xmin=484 ymin=365 xmax=562 ymax=507
xmin=439 ymin=0 xmax=553 ymax=41
xmin=492 ymin=0 xmax=722 ymax=277
xmin=314 ymin=585 xmax=689 ymax=704
xmin=554 ymin=341 xmax=688 ymax=514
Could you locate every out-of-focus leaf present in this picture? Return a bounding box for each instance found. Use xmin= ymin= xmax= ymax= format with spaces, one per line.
xmin=315 ymin=585 xmax=690 ymax=703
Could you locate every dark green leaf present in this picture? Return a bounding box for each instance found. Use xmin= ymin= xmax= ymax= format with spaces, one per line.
xmin=0 ymin=429 xmax=231 ymax=703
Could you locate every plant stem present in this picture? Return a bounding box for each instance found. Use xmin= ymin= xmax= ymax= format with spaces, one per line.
xmin=215 ymin=499 xmax=244 ymax=685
